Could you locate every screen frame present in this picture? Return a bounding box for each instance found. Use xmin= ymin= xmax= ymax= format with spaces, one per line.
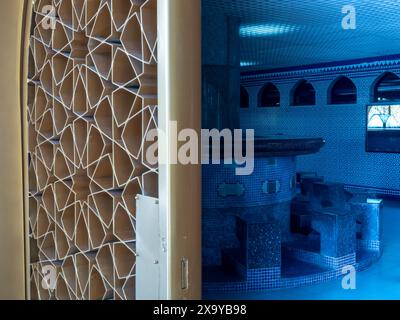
xmin=366 ymin=103 xmax=400 ymax=154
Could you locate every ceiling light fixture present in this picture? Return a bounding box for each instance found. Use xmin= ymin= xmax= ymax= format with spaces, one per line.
xmin=239 ymin=23 xmax=300 ymax=37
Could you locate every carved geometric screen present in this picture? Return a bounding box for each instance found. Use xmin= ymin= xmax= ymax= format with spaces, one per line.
xmin=28 ymin=0 xmax=158 ymax=300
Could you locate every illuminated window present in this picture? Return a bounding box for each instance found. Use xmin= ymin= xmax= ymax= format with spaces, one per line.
xmin=292 ymin=80 xmax=316 ymax=106
xmin=373 ymin=72 xmax=400 ymax=102
xmin=258 ymin=83 xmax=280 ymax=107
xmin=368 ymin=105 xmax=400 ymax=128
xmin=240 ymin=86 xmax=249 ymax=108
xmin=329 ymin=76 xmax=357 ymax=104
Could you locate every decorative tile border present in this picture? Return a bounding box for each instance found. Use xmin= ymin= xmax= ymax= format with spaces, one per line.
xmin=241 ymin=55 xmax=400 ymax=85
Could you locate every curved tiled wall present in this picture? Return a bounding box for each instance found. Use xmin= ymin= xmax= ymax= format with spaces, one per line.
xmin=202 ymin=157 xmax=296 ymax=209
xmin=202 ymin=156 xmax=296 ymax=267
xmin=28 ymin=0 xmax=157 ymax=300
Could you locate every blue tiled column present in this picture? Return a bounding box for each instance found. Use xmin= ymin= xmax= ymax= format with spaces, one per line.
xmin=202 ymin=14 xmax=241 ymax=130
xmin=351 ymin=198 xmax=383 ymax=253
xmin=236 ymin=215 xmax=281 ymax=270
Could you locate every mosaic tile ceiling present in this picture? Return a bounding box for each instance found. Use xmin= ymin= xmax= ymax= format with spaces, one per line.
xmin=203 ymin=0 xmax=400 ymax=70
xmin=28 ymin=0 xmax=157 ymax=300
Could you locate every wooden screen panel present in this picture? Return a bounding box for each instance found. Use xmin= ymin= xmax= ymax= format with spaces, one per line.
xmin=28 ymin=0 xmax=157 ymax=300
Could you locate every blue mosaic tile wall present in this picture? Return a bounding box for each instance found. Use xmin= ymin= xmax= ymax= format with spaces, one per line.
xmin=240 ymin=67 xmax=400 ymax=192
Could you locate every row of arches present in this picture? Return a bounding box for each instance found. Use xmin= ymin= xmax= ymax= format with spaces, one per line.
xmin=240 ymin=72 xmax=400 ymax=108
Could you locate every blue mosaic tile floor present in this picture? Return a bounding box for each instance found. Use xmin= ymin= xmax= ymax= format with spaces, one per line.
xmin=281 ymin=257 xmax=329 ymax=278
xmin=204 ymin=200 xmax=400 ymax=300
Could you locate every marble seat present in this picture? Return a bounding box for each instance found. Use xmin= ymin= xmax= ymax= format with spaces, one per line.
xmin=311 ymin=181 xmax=347 ymax=210
xmin=291 ymin=176 xmax=325 ymax=235
xmin=300 ymin=176 xmax=324 ymax=199
xmin=291 ymin=196 xmax=313 ymax=235
xmin=311 ymin=208 xmax=356 ymax=258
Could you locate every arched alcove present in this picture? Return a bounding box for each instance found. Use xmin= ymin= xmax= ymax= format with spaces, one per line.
xmin=240 ymin=85 xmax=249 ymax=108
xmin=372 ymin=72 xmax=400 ymax=102
xmin=258 ymin=83 xmax=280 ymax=107
xmin=291 ymin=80 xmax=316 ymax=106
xmin=328 ymin=76 xmax=357 ymax=104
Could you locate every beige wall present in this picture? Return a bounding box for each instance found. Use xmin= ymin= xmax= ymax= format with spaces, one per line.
xmin=0 ymin=0 xmax=30 ymax=299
